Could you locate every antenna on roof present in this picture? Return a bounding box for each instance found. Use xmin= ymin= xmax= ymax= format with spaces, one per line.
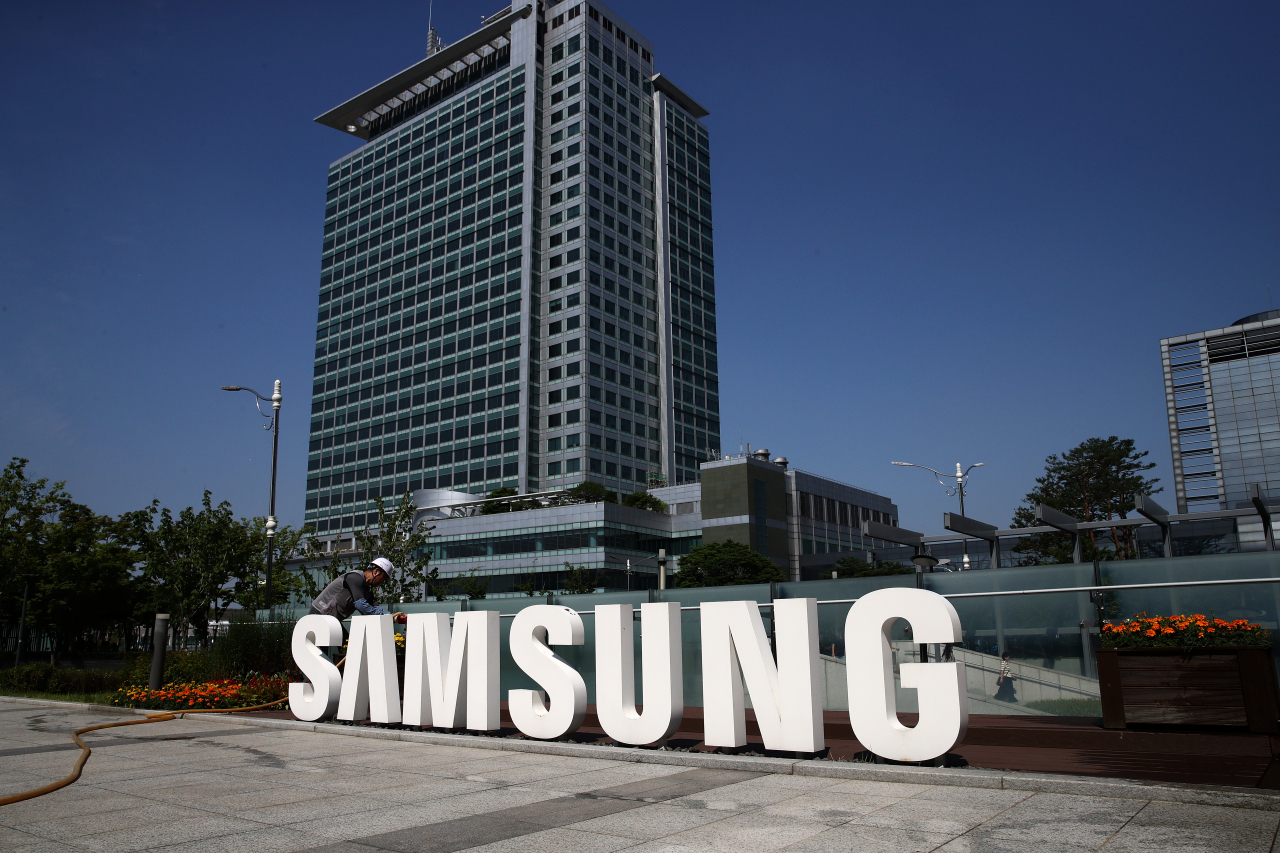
xmin=425 ymin=1 xmax=445 ymax=57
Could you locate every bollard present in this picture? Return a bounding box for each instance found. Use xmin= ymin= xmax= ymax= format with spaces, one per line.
xmin=149 ymin=614 xmax=169 ymax=691
xmin=658 ymin=548 xmax=667 ymax=590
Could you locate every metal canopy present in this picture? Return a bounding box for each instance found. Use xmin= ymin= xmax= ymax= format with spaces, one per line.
xmin=315 ymin=5 xmax=532 ymax=140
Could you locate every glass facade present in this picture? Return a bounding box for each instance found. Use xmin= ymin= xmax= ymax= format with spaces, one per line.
xmin=307 ymin=2 xmax=717 ymax=534
xmin=1162 ymin=314 xmax=1280 ymax=513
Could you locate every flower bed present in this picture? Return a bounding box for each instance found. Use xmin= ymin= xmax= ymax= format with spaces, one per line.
xmin=111 ymin=675 xmax=290 ymax=711
xmin=1101 ymin=612 xmax=1270 ymax=649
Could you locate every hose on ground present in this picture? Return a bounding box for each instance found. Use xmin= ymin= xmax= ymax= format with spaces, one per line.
xmin=0 ymin=696 xmax=289 ymax=808
xmin=3 ymin=613 xmax=406 ymax=807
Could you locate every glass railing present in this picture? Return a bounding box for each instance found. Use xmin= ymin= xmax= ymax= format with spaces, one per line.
xmin=268 ymin=550 xmax=1280 ymax=718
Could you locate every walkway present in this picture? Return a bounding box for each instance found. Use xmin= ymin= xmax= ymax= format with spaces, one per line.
xmin=1 ymin=701 xmax=1279 ymax=853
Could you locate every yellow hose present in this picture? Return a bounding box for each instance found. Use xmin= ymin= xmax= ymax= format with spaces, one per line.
xmin=4 ymin=614 xmax=408 ymax=807
xmin=0 ymin=696 xmax=289 ymax=808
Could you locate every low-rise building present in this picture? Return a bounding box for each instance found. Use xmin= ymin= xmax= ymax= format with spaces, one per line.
xmin=298 ymin=447 xmax=899 ymax=594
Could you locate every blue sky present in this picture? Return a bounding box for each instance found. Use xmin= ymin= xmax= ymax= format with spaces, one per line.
xmin=1 ymin=1 xmax=1275 ymax=535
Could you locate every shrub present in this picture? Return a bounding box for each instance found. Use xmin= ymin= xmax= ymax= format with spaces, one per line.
xmin=211 ymin=616 xmax=296 ymax=678
xmin=119 ymin=650 xmax=223 ymax=686
xmin=621 ymin=491 xmax=668 ymax=513
xmin=1101 ymin=613 xmax=1271 ymax=649
xmin=0 ymin=664 xmax=122 ymax=694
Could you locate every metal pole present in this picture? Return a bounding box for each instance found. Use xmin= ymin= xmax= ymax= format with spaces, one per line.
xmin=957 ymin=464 xmax=970 ymax=570
xmin=265 ymin=380 xmax=282 ymax=612
xmin=13 ymin=578 xmax=29 ymax=668
xmin=657 ymin=549 xmax=667 ymax=590
xmin=149 ymin=614 xmax=170 ymax=691
xmin=626 ymin=559 xmax=631 ymax=591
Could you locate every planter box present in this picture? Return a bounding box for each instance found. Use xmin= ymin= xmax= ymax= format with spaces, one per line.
xmin=1096 ymin=646 xmax=1280 ymax=733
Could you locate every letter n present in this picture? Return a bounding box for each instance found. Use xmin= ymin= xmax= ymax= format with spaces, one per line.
xmin=700 ymin=598 xmax=824 ymax=752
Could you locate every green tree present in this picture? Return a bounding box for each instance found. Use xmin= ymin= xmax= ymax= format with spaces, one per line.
xmin=1011 ymin=436 xmax=1161 ymax=565
xmin=621 ymin=491 xmax=669 ymax=513
xmin=831 ymin=556 xmax=913 ymax=578
xmin=515 ymin=572 xmax=548 ymax=596
xmin=479 ymin=486 xmax=519 ymax=514
xmin=232 ymin=520 xmax=312 ymax=612
xmin=136 ymin=492 xmax=260 ymax=648
xmin=560 ymin=561 xmax=598 ymax=594
xmin=673 ymin=540 xmax=786 ymax=588
xmin=567 ymin=481 xmax=617 ymax=504
xmin=458 ymin=571 xmax=489 ymax=599
xmin=297 ymin=491 xmax=436 ymax=606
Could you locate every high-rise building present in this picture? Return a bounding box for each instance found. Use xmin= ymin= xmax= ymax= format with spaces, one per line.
xmin=304 ymin=2 xmax=721 ymax=536
xmin=1161 ymin=309 xmax=1280 ymax=515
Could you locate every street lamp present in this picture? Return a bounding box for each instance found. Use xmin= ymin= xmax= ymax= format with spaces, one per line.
xmin=892 ymin=461 xmax=984 ymax=569
xmin=222 ymin=381 xmax=282 ymax=611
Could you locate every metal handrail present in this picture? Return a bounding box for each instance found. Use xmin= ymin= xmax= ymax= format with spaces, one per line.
xmin=250 ymin=574 xmax=1280 ymax=622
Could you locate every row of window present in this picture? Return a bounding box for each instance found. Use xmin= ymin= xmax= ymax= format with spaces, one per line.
xmin=340 ymin=67 xmax=523 ymax=173
xmin=797 ymin=491 xmax=894 ymax=527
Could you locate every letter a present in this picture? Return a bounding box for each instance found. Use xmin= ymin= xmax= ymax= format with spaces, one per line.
xmin=337 ymin=614 xmax=402 ymax=723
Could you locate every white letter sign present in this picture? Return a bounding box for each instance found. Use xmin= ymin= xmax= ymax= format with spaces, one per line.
xmin=402 ymin=611 xmax=501 ymax=730
xmin=845 ymin=588 xmax=968 ymax=762
xmin=701 ymin=598 xmax=824 ymax=753
xmin=596 ymin=602 xmax=683 ymax=745
xmin=289 ymin=614 xmax=343 ymax=722
xmin=337 ymin=614 xmax=403 ymax=724
xmin=509 ymin=605 xmax=588 ymax=739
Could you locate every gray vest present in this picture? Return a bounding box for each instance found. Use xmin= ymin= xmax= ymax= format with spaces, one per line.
xmin=309 ymin=571 xmax=363 ymax=620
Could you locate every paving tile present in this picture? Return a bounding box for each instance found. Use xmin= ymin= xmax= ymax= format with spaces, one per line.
xmin=456 ymin=826 xmax=638 ymax=853
xmin=233 ymin=795 xmax=374 ymax=826
xmin=298 ymin=801 xmax=475 ymax=840
xmin=437 ymin=785 xmax=567 ymax=816
xmin=1018 ymin=793 xmax=1148 ymax=816
xmin=936 ymin=836 xmax=1097 ymax=853
xmin=665 ymin=780 xmax=805 ymax=812
xmin=518 ymin=795 xmax=646 ymax=828
xmin=76 ymin=816 xmax=265 ymax=853
xmin=0 ymin=828 xmax=43 ymax=851
xmin=758 ymin=792 xmax=903 ymax=825
xmin=774 ymin=824 xmax=955 ymax=853
xmin=823 ymin=779 xmax=937 ymax=798
xmin=6 ymin=840 xmax=97 ymax=853
xmin=0 ymin=789 xmax=140 ymax=826
xmin=17 ymin=803 xmax=209 ymax=842
xmin=662 ymin=811 xmax=831 ymax=853
xmin=909 ymin=787 xmax=1033 ymax=808
xmin=851 ymin=801 xmax=1007 ymax=836
xmin=142 ymin=826 xmax=333 ymax=853
xmin=968 ymin=800 xmax=1136 ymax=849
xmin=378 ymin=777 xmax=497 ymax=804
xmin=358 ymin=815 xmax=547 ymax=853
xmin=567 ymin=802 xmax=732 ymax=839
xmin=1104 ymin=821 xmax=1278 ymax=853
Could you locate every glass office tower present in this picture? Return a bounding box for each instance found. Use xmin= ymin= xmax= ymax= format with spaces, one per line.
xmin=305 ymin=1 xmax=719 ymax=535
xmin=1161 ymin=310 xmax=1280 ymax=514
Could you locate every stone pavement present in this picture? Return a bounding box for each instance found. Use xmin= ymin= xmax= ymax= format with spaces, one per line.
xmin=2 ymin=703 xmax=1280 ymax=853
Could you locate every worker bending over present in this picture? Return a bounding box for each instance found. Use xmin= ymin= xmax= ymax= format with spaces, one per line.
xmin=309 ymin=557 xmax=408 ymax=624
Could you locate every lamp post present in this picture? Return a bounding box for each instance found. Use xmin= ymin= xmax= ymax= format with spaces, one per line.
xmin=222 ymin=381 xmax=282 ymax=612
xmin=891 ymin=461 xmax=984 ymax=569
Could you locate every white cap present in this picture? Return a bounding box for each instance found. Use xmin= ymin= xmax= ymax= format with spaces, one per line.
xmin=370 ymin=557 xmax=395 ymax=575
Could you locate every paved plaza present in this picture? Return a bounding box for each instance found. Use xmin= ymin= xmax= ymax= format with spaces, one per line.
xmin=2 ymin=703 xmax=1280 ymax=853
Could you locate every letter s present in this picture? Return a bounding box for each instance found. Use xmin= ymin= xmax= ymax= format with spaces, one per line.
xmin=289 ymin=615 xmax=344 ymax=722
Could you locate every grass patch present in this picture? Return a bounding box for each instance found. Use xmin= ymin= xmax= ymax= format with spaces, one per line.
xmin=1025 ymin=697 xmax=1103 ymax=716
xmin=0 ymin=690 xmax=119 ymax=706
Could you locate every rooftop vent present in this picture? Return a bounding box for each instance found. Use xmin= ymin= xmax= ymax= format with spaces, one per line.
xmin=773 ymin=457 xmax=788 ymax=468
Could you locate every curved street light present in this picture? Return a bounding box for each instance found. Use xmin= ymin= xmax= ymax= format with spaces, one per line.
xmin=222 ymin=381 xmax=282 ymax=611
xmin=892 ymin=461 xmax=984 ymax=569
